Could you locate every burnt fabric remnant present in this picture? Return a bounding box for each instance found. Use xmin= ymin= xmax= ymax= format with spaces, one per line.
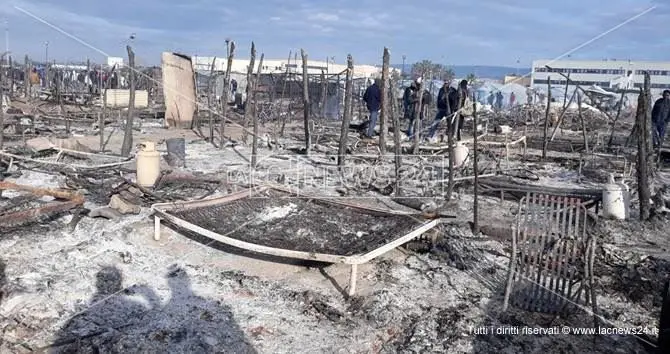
xmin=170 ymin=190 xmax=421 ymax=256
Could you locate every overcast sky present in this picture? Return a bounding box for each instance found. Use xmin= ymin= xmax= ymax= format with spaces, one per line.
xmin=0 ymin=0 xmax=667 ymax=67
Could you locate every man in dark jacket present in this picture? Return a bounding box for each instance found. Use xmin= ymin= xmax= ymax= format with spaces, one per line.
xmin=428 ymin=81 xmax=452 ymax=139
xmin=403 ymin=82 xmax=417 ymax=119
xmin=448 ymin=80 xmax=469 ymax=141
xmin=652 ymin=90 xmax=670 ymax=148
xmin=363 ymin=78 xmax=382 ymax=137
xmin=406 ymin=78 xmax=423 ymax=138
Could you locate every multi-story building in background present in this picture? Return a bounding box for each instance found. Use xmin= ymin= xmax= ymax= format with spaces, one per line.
xmin=530 ymin=59 xmax=670 ymax=97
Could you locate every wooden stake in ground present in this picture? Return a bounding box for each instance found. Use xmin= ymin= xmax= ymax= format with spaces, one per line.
xmin=338 ymin=55 xmax=354 ymax=167
xmin=446 ymin=93 xmax=456 ymax=201
xmin=121 ymin=45 xmax=136 ymax=157
xmin=390 ymin=77 xmax=403 ymax=197
xmin=577 ymin=92 xmax=589 ymax=153
xmin=8 ymin=56 xmax=13 ymax=97
xmin=472 ymin=94 xmax=479 ymax=234
xmin=320 ymin=70 xmax=327 ymax=118
xmin=243 ymin=42 xmax=256 ymax=144
xmin=412 ymin=80 xmax=424 ymax=154
xmin=0 ymin=55 xmax=4 ymax=149
xmin=279 ymin=51 xmax=292 ymax=137
xmin=252 ymin=53 xmax=265 ymax=167
xmin=636 ymin=72 xmax=652 ymax=221
xmin=301 ymin=49 xmax=311 ymax=156
xmin=380 ymin=47 xmax=390 ymax=154
xmin=24 ymin=55 xmax=30 ymax=100
xmin=220 ymin=41 xmax=235 ymax=149
xmin=608 ymin=90 xmax=627 ymax=148
xmin=542 ymin=76 xmax=552 ymax=160
xmin=208 ymin=57 xmax=217 ymax=141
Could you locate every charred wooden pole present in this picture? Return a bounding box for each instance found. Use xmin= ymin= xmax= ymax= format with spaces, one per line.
xmin=577 ymin=92 xmax=589 ymax=153
xmin=472 ymin=94 xmax=479 ymax=234
xmin=24 ymin=55 xmax=30 ymax=100
xmin=8 ymin=56 xmax=13 ymax=97
xmin=390 ymin=77 xmax=403 ymax=196
xmin=379 ymin=47 xmax=390 ymax=154
xmin=252 ymin=53 xmax=264 ymax=167
xmin=542 ymin=76 xmax=552 ymax=160
xmin=446 ymin=93 xmax=456 ymax=201
xmin=412 ymin=80 xmax=424 ymax=154
xmin=208 ymin=57 xmax=217 ymax=141
xmin=0 ymin=56 xmax=4 ymax=149
xmin=220 ymin=41 xmax=235 ymax=149
xmin=636 ymin=72 xmax=652 ymax=221
xmin=608 ymin=90 xmax=627 ymax=148
xmin=320 ymin=70 xmax=327 ymax=118
xmin=242 ymin=42 xmax=256 ymax=144
xmin=301 ymin=49 xmax=311 ymax=156
xmin=121 ymin=45 xmax=136 ymax=157
xmin=100 ymin=64 xmax=117 ymax=152
xmin=338 ymin=55 xmax=354 ymax=167
xmin=279 ymin=51 xmax=291 ymax=137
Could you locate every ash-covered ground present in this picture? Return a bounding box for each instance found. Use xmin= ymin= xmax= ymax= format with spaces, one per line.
xmin=1 ymin=116 xmax=669 ymax=353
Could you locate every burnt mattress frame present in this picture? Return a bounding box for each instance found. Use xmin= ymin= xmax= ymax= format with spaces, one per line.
xmin=151 ymin=186 xmax=441 ymax=296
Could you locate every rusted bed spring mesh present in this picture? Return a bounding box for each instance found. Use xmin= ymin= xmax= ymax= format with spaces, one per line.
xmin=167 ymin=190 xmax=420 ymax=256
xmin=504 ymin=193 xmax=597 ymax=316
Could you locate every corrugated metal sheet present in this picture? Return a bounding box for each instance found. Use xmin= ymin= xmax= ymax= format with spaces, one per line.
xmin=104 ymin=89 xmax=148 ymax=108
xmin=162 ymin=52 xmax=196 ymax=128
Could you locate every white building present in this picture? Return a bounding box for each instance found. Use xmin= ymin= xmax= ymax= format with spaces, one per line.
xmin=531 ymin=59 xmax=670 ymax=97
xmin=190 ymin=56 xmax=391 ymax=79
xmin=107 ymin=56 xmax=124 ymax=68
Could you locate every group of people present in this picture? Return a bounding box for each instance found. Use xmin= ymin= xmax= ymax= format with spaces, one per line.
xmin=360 ymin=77 xmax=470 ymax=141
xmin=487 ymin=90 xmax=516 ymax=109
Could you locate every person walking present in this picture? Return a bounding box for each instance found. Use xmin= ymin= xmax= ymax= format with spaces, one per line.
xmin=449 ymin=80 xmax=469 ymax=141
xmin=428 ymin=80 xmax=452 ymax=139
xmin=406 ymin=78 xmax=422 ymax=138
xmin=652 ymin=89 xmax=670 ymax=148
xmin=362 ymin=78 xmax=382 ymax=137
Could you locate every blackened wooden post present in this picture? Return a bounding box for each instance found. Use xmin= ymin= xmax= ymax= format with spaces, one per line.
xmin=472 ymin=93 xmax=479 ymax=234
xmin=121 ymin=45 xmax=136 ymax=157
xmin=446 ymin=93 xmax=455 ymax=200
xmin=243 ymin=42 xmax=256 ymax=144
xmin=320 ymin=69 xmax=327 ymax=118
xmin=338 ymin=55 xmax=354 ymax=167
xmin=220 ymin=41 xmax=235 ymax=149
xmin=252 ymin=53 xmax=264 ymax=167
xmin=208 ymin=57 xmax=217 ymax=141
xmin=301 ymin=49 xmax=311 ymax=156
xmin=8 ymin=56 xmax=13 ymax=97
xmin=412 ymin=80 xmax=424 ymax=154
xmin=279 ymin=51 xmax=291 ymax=137
xmin=0 ymin=55 xmax=4 ymax=149
xmin=577 ymin=92 xmax=589 ymax=153
xmin=542 ymin=76 xmax=552 ymax=160
xmin=391 ymin=76 xmax=403 ymax=196
xmin=24 ymin=55 xmax=30 ymax=100
xmin=637 ymin=72 xmax=651 ymax=221
xmin=380 ymin=47 xmax=390 ymax=154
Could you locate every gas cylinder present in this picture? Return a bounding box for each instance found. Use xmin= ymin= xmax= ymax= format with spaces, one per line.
xmin=602 ymin=173 xmax=628 ymax=220
xmin=453 ymin=142 xmax=469 ymax=168
xmin=136 ymin=141 xmax=160 ymax=187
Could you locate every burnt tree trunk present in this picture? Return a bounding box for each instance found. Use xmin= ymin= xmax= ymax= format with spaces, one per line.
xmin=208 ymin=57 xmax=217 ymax=141
xmin=252 ymin=53 xmax=264 ymax=167
xmin=636 ymin=72 xmax=651 ymax=221
xmin=542 ymin=76 xmax=552 ymax=160
xmin=220 ymin=41 xmax=235 ymax=149
xmin=121 ymin=45 xmax=136 ymax=157
xmin=380 ymin=47 xmax=390 ymax=154
xmin=243 ymin=42 xmax=256 ymax=144
xmin=338 ymin=55 xmax=354 ymax=167
xmin=8 ymin=56 xmax=13 ymax=97
xmin=608 ymin=91 xmax=626 ymax=148
xmin=301 ymin=49 xmax=311 ymax=156
xmin=280 ymin=51 xmax=292 ymax=137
